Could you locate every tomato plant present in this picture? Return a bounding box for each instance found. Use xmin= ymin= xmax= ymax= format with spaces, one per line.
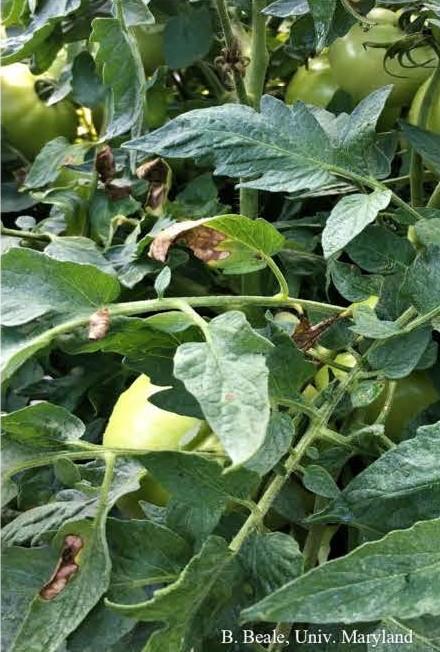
xmin=1 ymin=1 xmax=440 ymax=650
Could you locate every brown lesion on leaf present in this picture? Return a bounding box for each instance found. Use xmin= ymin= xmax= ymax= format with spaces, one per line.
xmin=40 ymin=535 xmax=83 ymax=600
xmin=88 ymin=308 xmax=110 ymax=341
xmin=96 ymin=145 xmax=116 ymax=184
xmin=149 ymin=219 xmax=229 ymax=264
xmin=96 ymin=145 xmax=131 ymax=200
xmin=293 ymin=314 xmax=341 ymax=352
xmin=136 ymin=158 xmax=171 ymax=211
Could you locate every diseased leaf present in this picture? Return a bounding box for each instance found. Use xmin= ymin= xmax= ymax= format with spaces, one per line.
xmin=350 ymin=306 xmax=401 ymax=339
xmin=239 ymin=532 xmax=303 ymax=602
xmin=403 ymin=246 xmax=440 ymax=314
xmin=11 ymin=519 xmax=111 ymax=652
xmin=1 ymin=248 xmax=120 ymax=327
xmin=400 ymin=122 xmax=440 ymax=174
xmin=303 ymin=465 xmax=340 ymax=498
xmin=25 ymin=138 xmax=91 ymax=189
xmin=242 ymin=518 xmax=440 ymax=624
xmin=1 ymin=546 xmax=59 ymax=651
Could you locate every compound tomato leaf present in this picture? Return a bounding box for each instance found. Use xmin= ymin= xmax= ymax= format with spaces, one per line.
xmin=242 ymin=518 xmax=440 ymax=624
xmin=173 ymin=311 xmax=273 ymax=465
xmin=124 ymin=89 xmax=392 ymax=195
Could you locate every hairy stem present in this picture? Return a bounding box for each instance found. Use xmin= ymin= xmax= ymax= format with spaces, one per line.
xmin=229 ymin=364 xmax=361 ymax=553
xmin=1 ymin=226 xmax=52 ymax=242
xmin=245 ymin=0 xmax=269 ymax=109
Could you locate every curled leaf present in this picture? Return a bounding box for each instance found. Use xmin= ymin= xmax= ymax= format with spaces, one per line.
xmin=88 ymin=308 xmax=110 ymax=341
xmin=40 ymin=535 xmax=83 ymax=601
xmin=149 ymin=219 xmax=228 ymax=264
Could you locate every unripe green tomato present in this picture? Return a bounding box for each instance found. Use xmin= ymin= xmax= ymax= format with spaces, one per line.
xmin=285 ymin=55 xmax=340 ymax=108
xmin=408 ymin=72 xmax=440 ymax=134
xmin=328 ymin=8 xmax=436 ymax=107
xmin=315 ymin=352 xmax=357 ymax=390
xmin=103 ymin=374 xmax=204 ymax=505
xmin=131 ymin=24 xmax=165 ymax=75
xmin=364 ymin=372 xmax=439 ymax=441
xmin=1 ymin=63 xmax=78 ymax=160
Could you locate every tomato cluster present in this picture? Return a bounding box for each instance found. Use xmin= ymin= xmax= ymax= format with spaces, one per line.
xmin=285 ymin=8 xmax=437 ymax=131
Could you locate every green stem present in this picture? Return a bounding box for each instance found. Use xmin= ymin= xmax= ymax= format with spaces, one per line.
xmin=229 ymin=364 xmax=361 ymax=553
xmin=263 ymin=255 xmax=289 ymax=298
xmin=239 ymin=187 xmax=259 ymax=220
xmin=268 ymin=623 xmax=293 ymax=652
xmin=110 ymin=293 xmax=345 ymax=317
xmin=245 ymin=0 xmax=269 ymax=109
xmin=375 ymin=380 xmax=397 ymax=426
xmin=427 ymin=181 xmax=440 ymax=208
xmin=197 ymin=61 xmax=227 ymax=100
xmin=1 ymin=226 xmax=52 ymax=242
xmin=95 ymin=451 xmax=116 ymax=521
xmin=410 ymin=151 xmax=424 ymax=207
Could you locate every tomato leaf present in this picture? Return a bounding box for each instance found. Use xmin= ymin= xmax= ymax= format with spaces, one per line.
xmin=174 ymin=311 xmax=273 ymax=465
xmin=322 ymin=190 xmax=392 ymax=258
xmin=90 ymin=17 xmax=145 ymax=139
xmin=311 ymin=422 xmax=440 ymax=535
xmin=242 ymin=518 xmax=440 ymax=624
xmin=125 ymin=89 xmax=392 ymax=195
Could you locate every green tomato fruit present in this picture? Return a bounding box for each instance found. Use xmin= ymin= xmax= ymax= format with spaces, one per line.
xmin=408 ymin=71 xmax=440 ymax=134
xmin=1 ymin=63 xmax=78 ymax=160
xmin=329 ymin=8 xmax=436 ymax=107
xmin=103 ymin=374 xmax=204 ymax=506
xmin=364 ymin=372 xmax=439 ymax=441
xmin=131 ymin=24 xmax=165 ymax=75
xmin=285 ymin=55 xmax=340 ymax=108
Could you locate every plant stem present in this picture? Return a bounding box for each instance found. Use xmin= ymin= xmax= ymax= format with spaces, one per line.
xmin=427 ymin=181 xmax=440 ymax=208
xmin=95 ymin=451 xmax=116 ymax=522
xmin=245 ymin=0 xmax=269 ymax=109
xmin=410 ymin=151 xmax=424 ymax=207
xmin=263 ymin=255 xmax=289 ymax=298
xmin=110 ymin=293 xmax=345 ymax=317
xmin=228 ymin=364 xmax=360 ymax=553
xmin=1 ymin=226 xmax=52 ymax=242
